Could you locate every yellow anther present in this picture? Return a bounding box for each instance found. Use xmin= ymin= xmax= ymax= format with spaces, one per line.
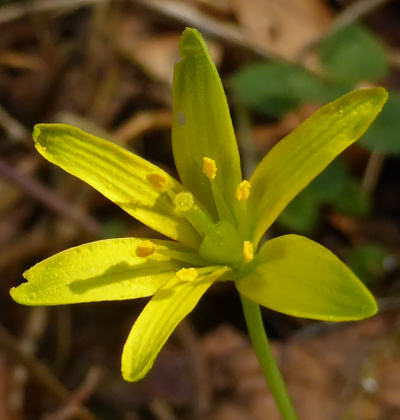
xmin=243 ymin=241 xmax=254 ymax=263
xmin=176 ymin=267 xmax=199 ymax=282
xmin=135 ymin=240 xmax=156 ymax=258
xmin=146 ymin=172 xmax=168 ymax=190
xmin=202 ymin=157 xmax=217 ymax=180
xmin=235 ymin=180 xmax=251 ymax=202
xmin=174 ymin=192 xmax=195 ymax=213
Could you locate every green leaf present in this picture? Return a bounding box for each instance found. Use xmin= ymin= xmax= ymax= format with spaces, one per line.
xmin=278 ymin=158 xmax=347 ymax=232
xmin=346 ymin=243 xmax=391 ymax=286
xmin=360 ymin=91 xmax=400 ymax=154
xmin=33 ymin=124 xmax=201 ymax=249
xmin=231 ymin=61 xmax=347 ymax=117
xmin=311 ymin=157 xmax=369 ymax=217
xmin=248 ymin=88 xmax=388 ymax=246
xmin=304 ymin=157 xmax=348 ymax=203
xmin=277 ymin=191 xmax=319 ymax=233
xmin=236 ymin=235 xmax=377 ymax=321
xmin=121 ymin=267 xmax=228 ymax=381
xmin=277 ymin=157 xmax=369 ymax=232
xmin=320 ymin=24 xmax=388 ymax=85
xmin=10 ymin=238 xmax=195 ymax=305
xmin=330 ymin=179 xmax=369 ymax=216
xmin=172 ymin=28 xmax=242 ymax=220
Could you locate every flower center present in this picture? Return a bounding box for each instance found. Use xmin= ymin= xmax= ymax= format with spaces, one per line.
xmin=195 ymin=157 xmax=254 ymax=269
xmin=146 ymin=158 xmax=255 ymax=270
xmin=198 ymin=219 xmax=243 ymax=266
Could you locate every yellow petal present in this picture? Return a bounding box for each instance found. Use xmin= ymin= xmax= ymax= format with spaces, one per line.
xmin=236 ymin=235 xmax=377 ymax=321
xmin=121 ymin=267 xmax=228 ymax=381
xmin=172 ymin=28 xmax=242 ymax=219
xmin=33 ymin=124 xmax=201 ymax=248
xmin=248 ymin=88 xmax=388 ymax=245
xmin=10 ymin=238 xmax=193 ymax=305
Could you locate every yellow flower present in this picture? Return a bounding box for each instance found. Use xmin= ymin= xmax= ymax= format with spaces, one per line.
xmin=11 ymin=28 xmax=387 ymax=384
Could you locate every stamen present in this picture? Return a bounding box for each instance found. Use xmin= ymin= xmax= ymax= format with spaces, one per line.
xmin=202 ymin=156 xmax=235 ymax=225
xmin=176 ymin=267 xmax=198 ymax=282
xmin=135 ymin=240 xmax=156 ymax=258
xmin=202 ymin=157 xmax=217 ymax=180
xmin=243 ymin=241 xmax=254 ymax=263
xmin=235 ymin=180 xmax=251 ymax=202
xmin=146 ymin=172 xmax=168 ymax=190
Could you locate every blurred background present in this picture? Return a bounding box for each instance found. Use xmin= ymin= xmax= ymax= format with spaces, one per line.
xmin=1 ymin=0 xmax=400 ymax=419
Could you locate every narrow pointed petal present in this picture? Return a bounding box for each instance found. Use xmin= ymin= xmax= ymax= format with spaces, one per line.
xmin=172 ymin=28 xmax=242 ymax=218
xmin=248 ymin=88 xmax=388 ymax=245
xmin=33 ymin=124 xmax=201 ymax=248
xmin=236 ymin=235 xmax=377 ymax=321
xmin=122 ymin=267 xmax=228 ymax=381
xmin=10 ymin=238 xmax=195 ymax=305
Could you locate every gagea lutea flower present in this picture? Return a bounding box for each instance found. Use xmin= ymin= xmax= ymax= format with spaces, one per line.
xmin=11 ymin=28 xmax=386 ymax=399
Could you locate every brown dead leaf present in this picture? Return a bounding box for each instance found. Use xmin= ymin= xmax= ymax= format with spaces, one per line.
xmin=252 ymin=103 xmax=319 ymax=153
xmin=127 ymin=34 xmax=183 ymax=84
xmin=0 ymin=50 xmax=45 ymax=72
xmin=229 ymin=0 xmax=332 ymax=61
xmin=190 ymin=0 xmax=233 ymax=16
xmin=202 ymin=315 xmax=399 ymax=420
xmin=372 ymin=338 xmax=400 ymax=409
xmin=344 ymin=394 xmax=384 ymax=420
xmin=116 ymin=28 xmax=222 ymax=85
xmin=113 ymin=110 xmax=172 ymax=145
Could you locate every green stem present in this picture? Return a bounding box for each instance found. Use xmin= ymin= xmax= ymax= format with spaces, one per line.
xmin=240 ymin=294 xmax=299 ymax=420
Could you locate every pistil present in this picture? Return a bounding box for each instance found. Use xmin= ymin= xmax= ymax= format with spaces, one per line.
xmin=174 ymin=191 xmax=214 ymax=236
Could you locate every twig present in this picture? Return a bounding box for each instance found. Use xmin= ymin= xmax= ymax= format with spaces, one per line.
xmin=133 ymin=0 xmax=279 ymax=61
xmin=387 ymin=48 xmax=400 ymax=70
xmin=113 ymin=110 xmax=172 ymax=145
xmin=0 ymin=324 xmax=98 ymax=420
xmin=362 ymin=151 xmax=385 ymax=194
xmin=0 ymin=50 xmax=44 ymax=71
xmin=0 ymin=158 xmax=100 ymax=236
xmin=331 ymin=0 xmax=392 ymax=32
xmin=297 ymin=0 xmax=393 ymax=62
xmin=0 ymin=0 xmax=104 ymax=25
xmin=43 ymin=367 xmax=102 ymax=420
xmin=54 ymin=112 xmax=114 ymax=142
xmin=0 ymin=227 xmax=48 ymax=272
xmin=0 ymin=106 xmax=30 ymax=144
xmin=0 ymin=217 xmax=80 ymax=273
xmin=150 ymin=399 xmax=178 ymax=420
